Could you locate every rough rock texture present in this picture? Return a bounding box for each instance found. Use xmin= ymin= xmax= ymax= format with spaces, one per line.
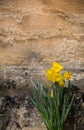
xmin=0 ymin=0 xmax=84 ymax=90
xmin=0 ymin=91 xmax=84 ymax=130
xmin=0 ymin=0 xmax=84 ymax=130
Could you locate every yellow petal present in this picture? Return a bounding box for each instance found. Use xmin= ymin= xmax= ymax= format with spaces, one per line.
xmin=59 ymin=80 xmax=65 ymax=87
xmin=64 ymin=72 xmax=72 ymax=80
xmin=52 ymin=62 xmax=63 ymax=72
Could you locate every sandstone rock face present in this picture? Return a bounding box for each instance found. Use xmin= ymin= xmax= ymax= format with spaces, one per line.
xmin=0 ymin=0 xmax=84 ymax=91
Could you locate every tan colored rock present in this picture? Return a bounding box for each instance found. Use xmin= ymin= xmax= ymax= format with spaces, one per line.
xmin=23 ymin=127 xmax=46 ymax=130
xmin=0 ymin=0 xmax=84 ymax=90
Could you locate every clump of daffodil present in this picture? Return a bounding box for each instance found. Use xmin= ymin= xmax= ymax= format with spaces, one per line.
xmin=46 ymin=62 xmax=72 ymax=88
xmin=30 ymin=61 xmax=75 ymax=130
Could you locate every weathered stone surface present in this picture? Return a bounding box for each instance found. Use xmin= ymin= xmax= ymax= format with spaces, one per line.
xmin=0 ymin=0 xmax=84 ymax=66
xmin=0 ymin=90 xmax=84 ymax=130
xmin=0 ymin=0 xmax=84 ymax=90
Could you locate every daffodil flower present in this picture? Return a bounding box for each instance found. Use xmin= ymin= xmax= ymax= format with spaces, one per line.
xmin=52 ymin=62 xmax=63 ymax=72
xmin=64 ymin=72 xmax=72 ymax=80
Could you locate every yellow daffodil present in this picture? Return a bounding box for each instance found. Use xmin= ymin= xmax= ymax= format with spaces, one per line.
xmin=46 ymin=68 xmax=63 ymax=82
xmin=52 ymin=62 xmax=63 ymax=72
xmin=46 ymin=68 xmax=56 ymax=82
xmin=46 ymin=62 xmax=72 ymax=88
xmin=64 ymin=72 xmax=72 ymax=80
xmin=54 ymin=72 xmax=63 ymax=82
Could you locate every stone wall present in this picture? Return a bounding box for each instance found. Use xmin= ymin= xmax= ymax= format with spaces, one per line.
xmin=0 ymin=0 xmax=84 ymax=90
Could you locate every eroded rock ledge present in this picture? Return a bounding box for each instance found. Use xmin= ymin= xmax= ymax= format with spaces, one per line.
xmin=0 ymin=86 xmax=84 ymax=130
